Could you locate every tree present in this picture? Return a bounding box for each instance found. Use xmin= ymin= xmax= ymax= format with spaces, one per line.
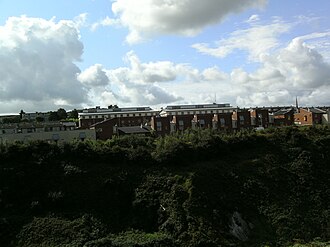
xmin=68 ymin=109 xmax=78 ymax=119
xmin=36 ymin=116 xmax=45 ymax=122
xmin=57 ymin=108 xmax=67 ymax=120
xmin=19 ymin=109 xmax=25 ymax=120
xmin=48 ymin=111 xmax=59 ymax=121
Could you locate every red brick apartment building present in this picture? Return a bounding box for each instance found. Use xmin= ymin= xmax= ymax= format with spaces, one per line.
xmin=249 ymin=108 xmax=270 ymax=128
xmin=272 ymin=108 xmax=294 ymax=126
xmin=151 ymin=103 xmax=237 ymax=135
xmin=76 ymin=103 xmax=329 ymax=140
xmin=232 ymin=109 xmax=252 ymax=130
xmin=78 ymin=106 xmax=159 ymax=140
xmin=294 ymin=108 xmax=326 ymax=126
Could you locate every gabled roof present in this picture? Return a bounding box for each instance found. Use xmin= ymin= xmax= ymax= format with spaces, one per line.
xmin=165 ymin=103 xmax=231 ymax=110
xmin=308 ymin=108 xmax=326 ymax=114
xmin=299 ymin=107 xmax=326 ymax=114
xmin=117 ymin=126 xmax=150 ymax=134
xmin=273 ymin=108 xmax=293 ymax=116
xmin=90 ymin=118 xmax=116 ymax=128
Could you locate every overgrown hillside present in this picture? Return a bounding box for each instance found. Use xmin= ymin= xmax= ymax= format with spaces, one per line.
xmin=0 ymin=126 xmax=329 ymax=246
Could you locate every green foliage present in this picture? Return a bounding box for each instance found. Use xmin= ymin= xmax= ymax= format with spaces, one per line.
xmin=0 ymin=127 xmax=329 ymax=246
xmin=85 ymin=230 xmax=175 ymax=247
xmin=68 ymin=109 xmax=79 ymax=119
xmin=48 ymin=108 xmax=68 ymax=121
xmin=16 ymin=215 xmax=106 ymax=247
xmin=1 ymin=115 xmax=21 ymax=124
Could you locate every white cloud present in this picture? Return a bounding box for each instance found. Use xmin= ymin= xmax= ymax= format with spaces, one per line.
xmin=78 ymin=64 xmax=109 ymax=86
xmin=80 ymin=52 xmax=185 ymax=107
xmin=82 ymin=36 xmax=330 ymax=108
xmin=202 ymin=66 xmax=228 ymax=81
xmin=232 ymin=38 xmax=330 ymax=106
xmin=109 ymin=51 xmax=186 ymax=84
xmin=2 ymin=14 xmax=329 ymax=113
xmin=292 ymin=31 xmax=330 ymax=61
xmin=0 ymin=16 xmax=88 ymax=113
xmin=108 ymin=0 xmax=267 ymax=43
xmin=192 ymin=18 xmax=291 ymax=61
xmin=246 ymin=14 xmax=260 ymax=23
xmin=91 ymin=16 xmax=121 ymax=31
xmin=163 ymin=37 xmax=330 ymax=107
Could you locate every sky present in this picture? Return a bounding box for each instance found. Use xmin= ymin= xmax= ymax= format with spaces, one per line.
xmin=0 ymin=0 xmax=330 ymax=114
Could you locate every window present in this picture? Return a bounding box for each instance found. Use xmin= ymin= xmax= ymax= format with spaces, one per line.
xmin=220 ymin=118 xmax=225 ymax=127
xmin=79 ymin=132 xmax=86 ymax=141
xmin=179 ymin=120 xmax=184 ymax=130
xmin=199 ymin=119 xmax=205 ymax=128
xmin=239 ymin=115 xmax=245 ymax=125
xmin=156 ymin=121 xmax=162 ymax=131
xmin=304 ymin=115 xmax=307 ymax=121
xmin=52 ymin=133 xmax=60 ymax=141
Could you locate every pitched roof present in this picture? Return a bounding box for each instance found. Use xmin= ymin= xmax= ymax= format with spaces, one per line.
xmin=90 ymin=118 xmax=115 ymax=128
xmin=273 ymin=108 xmax=293 ymax=116
xmin=308 ymin=108 xmax=326 ymax=114
xmin=117 ymin=126 xmax=150 ymax=134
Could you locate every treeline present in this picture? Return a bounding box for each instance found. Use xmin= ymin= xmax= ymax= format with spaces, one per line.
xmin=0 ymin=126 xmax=329 ymax=246
xmin=1 ymin=108 xmax=79 ymax=124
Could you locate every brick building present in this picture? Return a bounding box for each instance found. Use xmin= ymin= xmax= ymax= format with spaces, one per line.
xmin=79 ymin=106 xmax=159 ymax=140
xmin=232 ymin=109 xmax=251 ymax=130
xmin=151 ymin=103 xmax=236 ymax=135
xmin=273 ymin=108 xmax=294 ymax=126
xmin=294 ymin=108 xmax=326 ymax=126
xmin=249 ymin=108 xmax=270 ymax=128
xmin=79 ymin=106 xmax=158 ymax=127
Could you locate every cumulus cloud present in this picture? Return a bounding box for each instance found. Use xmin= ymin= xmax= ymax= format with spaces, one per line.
xmin=232 ymin=38 xmax=330 ymax=106
xmin=0 ymin=15 xmax=88 ymax=113
xmin=91 ymin=16 xmax=121 ymax=31
xmin=79 ymin=52 xmax=185 ymax=107
xmin=160 ymin=36 xmax=330 ymax=107
xmin=192 ymin=18 xmax=291 ymax=61
xmin=84 ymin=36 xmax=330 ymax=108
xmin=108 ymin=51 xmax=187 ymax=84
xmin=104 ymin=0 xmax=266 ymax=43
xmin=78 ymin=64 xmax=109 ymax=86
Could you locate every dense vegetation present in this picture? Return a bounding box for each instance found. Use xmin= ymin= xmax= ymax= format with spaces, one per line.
xmin=0 ymin=126 xmax=329 ymax=246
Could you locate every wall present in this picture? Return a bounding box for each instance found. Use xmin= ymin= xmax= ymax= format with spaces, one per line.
xmin=0 ymin=129 xmax=96 ymax=145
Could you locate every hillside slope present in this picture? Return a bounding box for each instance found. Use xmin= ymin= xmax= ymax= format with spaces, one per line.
xmin=0 ymin=126 xmax=329 ymax=246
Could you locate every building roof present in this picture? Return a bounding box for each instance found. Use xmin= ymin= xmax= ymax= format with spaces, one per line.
xmin=79 ymin=107 xmax=159 ymax=117
xmin=273 ymin=108 xmax=293 ymax=116
xmin=81 ymin=106 xmax=156 ymax=114
xmin=90 ymin=118 xmax=115 ymax=128
xmin=0 ymin=121 xmax=71 ymax=130
xmin=165 ymin=103 xmax=231 ymax=110
xmin=308 ymin=108 xmax=326 ymax=114
xmin=117 ymin=126 xmax=151 ymax=134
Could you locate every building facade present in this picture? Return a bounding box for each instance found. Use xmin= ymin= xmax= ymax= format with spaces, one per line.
xmin=79 ymin=106 xmax=159 ymax=129
xmin=294 ymin=108 xmax=326 ymax=126
xmin=151 ymin=103 xmax=236 ymax=135
xmin=0 ymin=121 xmax=95 ymax=145
xmin=273 ymin=108 xmax=294 ymax=126
xmin=249 ymin=108 xmax=270 ymax=128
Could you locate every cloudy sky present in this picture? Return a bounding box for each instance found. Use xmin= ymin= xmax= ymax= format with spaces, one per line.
xmin=0 ymin=0 xmax=330 ymax=113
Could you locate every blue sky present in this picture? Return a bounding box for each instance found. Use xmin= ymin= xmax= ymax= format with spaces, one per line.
xmin=0 ymin=0 xmax=330 ymax=113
